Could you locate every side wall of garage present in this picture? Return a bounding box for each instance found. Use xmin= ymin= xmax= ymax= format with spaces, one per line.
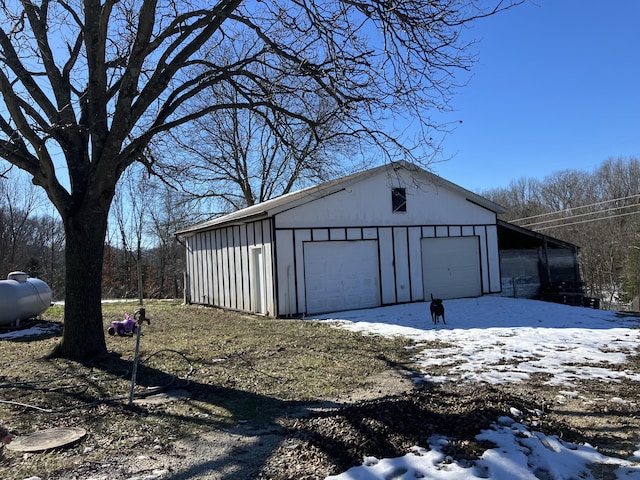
xmin=184 ymin=219 xmax=276 ymax=316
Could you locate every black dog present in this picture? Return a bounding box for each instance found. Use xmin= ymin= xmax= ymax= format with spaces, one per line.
xmin=430 ymin=294 xmax=445 ymax=325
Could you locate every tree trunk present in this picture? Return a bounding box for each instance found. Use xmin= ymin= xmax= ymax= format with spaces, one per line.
xmin=55 ymin=200 xmax=109 ymax=361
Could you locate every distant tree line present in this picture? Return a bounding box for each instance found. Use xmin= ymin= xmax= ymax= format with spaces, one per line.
xmin=0 ymin=172 xmax=65 ymax=296
xmin=0 ymin=168 xmax=187 ymax=301
xmin=481 ymin=157 xmax=640 ymax=308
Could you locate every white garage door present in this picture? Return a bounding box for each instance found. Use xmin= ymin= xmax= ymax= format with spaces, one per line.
xmin=422 ymin=237 xmax=482 ymax=300
xmin=304 ymin=241 xmax=380 ymax=314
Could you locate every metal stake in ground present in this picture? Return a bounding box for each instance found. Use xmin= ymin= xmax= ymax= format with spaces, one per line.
xmin=129 ymin=308 xmax=150 ymax=406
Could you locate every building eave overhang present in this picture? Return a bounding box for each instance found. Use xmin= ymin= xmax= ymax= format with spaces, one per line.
xmin=497 ymin=219 xmax=580 ymax=251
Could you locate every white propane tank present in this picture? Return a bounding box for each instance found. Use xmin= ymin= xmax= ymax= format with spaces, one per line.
xmin=0 ymin=271 xmax=52 ymax=325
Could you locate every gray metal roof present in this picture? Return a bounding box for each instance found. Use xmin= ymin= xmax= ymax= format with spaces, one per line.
xmin=175 ymin=161 xmax=506 ymax=236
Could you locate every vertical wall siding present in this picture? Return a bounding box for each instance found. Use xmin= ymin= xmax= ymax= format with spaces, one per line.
xmin=275 ymin=223 xmax=501 ymax=316
xmin=294 ymin=229 xmax=311 ymax=314
xmin=202 ymin=231 xmax=211 ymax=304
xmin=230 ymin=226 xmax=239 ymax=308
xmin=239 ymin=226 xmax=250 ymax=312
xmin=408 ymin=227 xmax=423 ymax=301
xmin=378 ymin=228 xmax=395 ymax=304
xmin=485 ymin=225 xmax=500 ymax=293
xmin=184 ymin=219 xmax=275 ymax=315
xmin=184 ymin=237 xmax=195 ymax=303
xmin=393 ymin=227 xmax=411 ymax=304
xmin=475 ymin=225 xmax=489 ymax=293
xmin=275 ymin=229 xmax=295 ymax=316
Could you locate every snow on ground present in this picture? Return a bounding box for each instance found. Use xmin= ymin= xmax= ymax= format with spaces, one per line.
xmin=0 ymin=322 xmax=60 ymax=340
xmin=312 ymin=296 xmax=640 ymax=480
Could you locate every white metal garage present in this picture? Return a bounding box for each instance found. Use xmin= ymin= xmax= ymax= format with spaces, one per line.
xmin=304 ymin=240 xmax=380 ymax=314
xmin=422 ymin=237 xmax=482 ymax=300
xmin=177 ymin=161 xmax=506 ymax=316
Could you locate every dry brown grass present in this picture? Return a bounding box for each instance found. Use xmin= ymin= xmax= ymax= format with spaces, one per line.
xmin=0 ymin=300 xmax=413 ymax=479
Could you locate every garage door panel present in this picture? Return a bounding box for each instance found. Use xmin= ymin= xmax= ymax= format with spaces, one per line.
xmin=422 ymin=237 xmax=482 ymax=300
xmin=304 ymin=241 xmax=380 ymax=314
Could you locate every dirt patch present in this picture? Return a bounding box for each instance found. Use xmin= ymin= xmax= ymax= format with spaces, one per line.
xmin=260 ymin=377 xmax=640 ymax=480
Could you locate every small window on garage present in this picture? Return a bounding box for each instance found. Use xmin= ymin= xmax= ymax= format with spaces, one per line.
xmin=392 ymin=187 xmax=407 ymax=212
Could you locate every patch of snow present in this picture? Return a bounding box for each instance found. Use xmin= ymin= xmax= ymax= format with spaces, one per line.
xmin=326 ymin=418 xmax=638 ymax=480
xmin=0 ymin=323 xmax=60 ymax=339
xmin=311 ymin=297 xmax=640 ymax=479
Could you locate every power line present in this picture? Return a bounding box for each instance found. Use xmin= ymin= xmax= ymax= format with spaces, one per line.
xmin=510 ymin=193 xmax=640 ymax=223
xmin=532 ymin=209 xmax=640 ymax=232
xmin=519 ymin=202 xmax=640 ymax=229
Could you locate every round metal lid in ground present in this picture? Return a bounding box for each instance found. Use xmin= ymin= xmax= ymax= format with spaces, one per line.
xmin=6 ymin=427 xmax=86 ymax=452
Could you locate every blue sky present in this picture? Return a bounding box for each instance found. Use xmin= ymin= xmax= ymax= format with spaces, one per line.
xmin=429 ymin=0 xmax=640 ymax=193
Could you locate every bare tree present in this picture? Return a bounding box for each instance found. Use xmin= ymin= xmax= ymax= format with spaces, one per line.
xmin=0 ymin=170 xmax=43 ymax=273
xmin=147 ymin=181 xmax=188 ymax=298
xmin=32 ymin=210 xmax=65 ymax=297
xmin=155 ymin=33 xmax=364 ymax=212
xmin=0 ymin=0 xmax=521 ymax=360
xmin=481 ymin=177 xmax=546 ymax=222
xmin=539 ymin=170 xmax=592 ymax=214
xmin=589 ymin=158 xmax=640 ymax=306
xmin=111 ymin=166 xmax=148 ymax=304
xmin=163 ymin=90 xmax=356 ymax=213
